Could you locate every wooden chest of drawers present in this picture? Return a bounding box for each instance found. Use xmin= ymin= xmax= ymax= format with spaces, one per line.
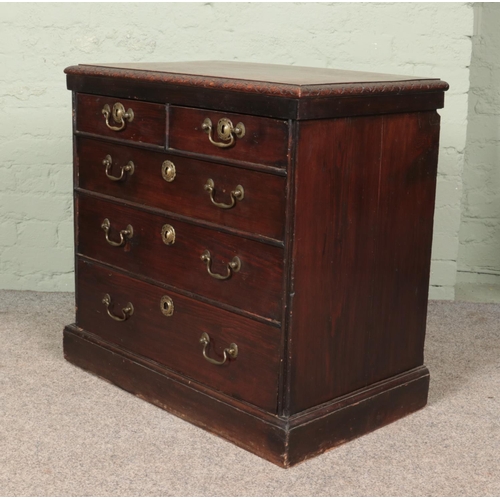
xmin=63 ymin=61 xmax=448 ymax=467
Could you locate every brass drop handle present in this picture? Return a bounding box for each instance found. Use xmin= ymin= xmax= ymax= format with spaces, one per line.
xmin=102 ymin=102 xmax=134 ymax=131
xmin=204 ymin=179 xmax=244 ymax=209
xmin=200 ymin=250 xmax=241 ymax=280
xmin=101 ymin=218 xmax=133 ymax=247
xmin=201 ymin=117 xmax=245 ymax=148
xmin=199 ymin=332 xmax=238 ymax=366
xmin=103 ymin=155 xmax=135 ymax=181
xmin=102 ymin=293 xmax=134 ymax=322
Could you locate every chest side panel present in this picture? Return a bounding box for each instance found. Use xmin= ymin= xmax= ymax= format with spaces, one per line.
xmin=288 ymin=111 xmax=441 ymax=414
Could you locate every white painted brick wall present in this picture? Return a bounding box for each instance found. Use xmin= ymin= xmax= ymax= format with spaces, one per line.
xmin=457 ymin=3 xmax=500 ymax=287
xmin=0 ymin=2 xmax=474 ymax=298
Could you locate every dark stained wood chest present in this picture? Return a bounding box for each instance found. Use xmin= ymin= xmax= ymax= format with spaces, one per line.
xmin=63 ymin=61 xmax=448 ymax=467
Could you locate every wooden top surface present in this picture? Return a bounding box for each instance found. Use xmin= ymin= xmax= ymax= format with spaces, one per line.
xmin=65 ymin=61 xmax=448 ymax=98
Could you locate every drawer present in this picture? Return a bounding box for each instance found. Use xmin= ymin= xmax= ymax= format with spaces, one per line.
xmin=169 ymin=106 xmax=289 ymax=168
xmin=76 ymin=259 xmax=281 ymax=412
xmin=76 ymin=93 xmax=166 ymax=146
xmin=77 ymin=137 xmax=287 ymax=241
xmin=77 ymin=194 xmax=284 ymax=322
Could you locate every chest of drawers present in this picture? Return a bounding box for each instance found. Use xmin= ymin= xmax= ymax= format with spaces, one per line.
xmin=63 ymin=61 xmax=448 ymax=467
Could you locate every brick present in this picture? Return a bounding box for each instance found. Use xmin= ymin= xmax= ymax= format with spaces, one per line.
xmin=17 ymin=221 xmax=57 ymax=248
xmin=430 ymin=260 xmax=457 ymax=287
xmin=0 ymin=221 xmax=17 ymax=246
xmin=2 ymin=137 xmax=71 ymax=164
xmin=0 ymin=193 xmax=71 ymax=222
xmin=438 ymin=148 xmax=465 ymax=177
xmin=0 ymin=107 xmax=69 ymax=139
xmin=431 ymin=233 xmax=459 ymax=261
xmin=53 ymin=167 xmax=73 ymax=194
xmin=433 ymin=205 xmax=462 ymax=236
xmin=1 ymin=246 xmax=73 ymax=274
xmin=14 ymin=165 xmax=53 ymax=193
xmin=429 ymin=285 xmax=455 ymax=300
xmin=57 ymin=220 xmax=75 ymax=248
xmin=434 ymin=177 xmax=462 ymax=209
xmin=0 ymin=166 xmax=17 ymax=191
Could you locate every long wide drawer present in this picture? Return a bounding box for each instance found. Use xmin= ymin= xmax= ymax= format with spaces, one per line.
xmin=77 ymin=194 xmax=284 ymax=322
xmin=76 ymin=259 xmax=281 ymax=412
xmin=77 ymin=137 xmax=287 ymax=241
xmin=76 ymin=93 xmax=166 ymax=146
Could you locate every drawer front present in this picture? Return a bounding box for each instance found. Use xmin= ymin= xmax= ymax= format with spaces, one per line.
xmin=77 ymin=194 xmax=283 ymax=321
xmin=76 ymin=93 xmax=166 ymax=146
xmin=169 ymin=106 xmax=289 ymax=168
xmin=77 ymin=259 xmax=281 ymax=412
xmin=77 ymin=137 xmax=287 ymax=241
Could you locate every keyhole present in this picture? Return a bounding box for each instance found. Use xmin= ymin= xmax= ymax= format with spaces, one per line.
xmin=160 ymin=295 xmax=174 ymax=317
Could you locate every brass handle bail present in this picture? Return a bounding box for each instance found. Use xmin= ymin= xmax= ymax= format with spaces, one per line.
xmin=201 ymin=117 xmax=245 ymax=148
xmin=204 ymin=179 xmax=244 ymax=209
xmin=102 ymin=293 xmax=134 ymax=322
xmin=103 ymin=155 xmax=134 ymax=181
xmin=199 ymin=332 xmax=238 ymax=366
xmin=101 ymin=218 xmax=133 ymax=247
xmin=102 ymin=103 xmax=134 ymax=131
xmin=200 ymin=250 xmax=241 ymax=280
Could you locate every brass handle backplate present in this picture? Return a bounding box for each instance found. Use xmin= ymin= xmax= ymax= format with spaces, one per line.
xmin=199 ymin=332 xmax=238 ymax=366
xmin=161 ymin=160 xmax=176 ymax=182
xmin=101 ymin=218 xmax=133 ymax=247
xmin=103 ymin=155 xmax=134 ymax=181
xmin=102 ymin=293 xmax=134 ymax=322
xmin=204 ymin=179 xmax=244 ymax=209
xmin=200 ymin=250 xmax=241 ymax=280
xmin=201 ymin=117 xmax=245 ymax=148
xmin=102 ymin=103 xmax=134 ymax=131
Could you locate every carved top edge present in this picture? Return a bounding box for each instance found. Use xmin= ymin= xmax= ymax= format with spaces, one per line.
xmin=65 ymin=62 xmax=449 ymax=98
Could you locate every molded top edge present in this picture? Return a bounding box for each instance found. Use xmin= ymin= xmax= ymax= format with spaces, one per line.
xmin=65 ymin=60 xmax=449 ymax=98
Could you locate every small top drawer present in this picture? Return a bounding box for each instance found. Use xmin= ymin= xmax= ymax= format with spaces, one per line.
xmin=76 ymin=93 xmax=166 ymax=146
xmin=169 ymin=106 xmax=289 ymax=168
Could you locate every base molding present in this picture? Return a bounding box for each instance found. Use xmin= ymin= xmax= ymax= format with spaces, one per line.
xmin=63 ymin=325 xmax=429 ymax=468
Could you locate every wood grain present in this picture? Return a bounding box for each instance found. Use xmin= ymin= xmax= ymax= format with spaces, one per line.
xmin=169 ymin=106 xmax=289 ymax=168
xmin=65 ymin=61 xmax=449 ymax=98
xmin=77 ymin=137 xmax=287 ymax=240
xmin=287 ymin=111 xmax=440 ymax=413
xmin=76 ymin=258 xmax=282 ymax=411
xmin=77 ymin=193 xmax=284 ymax=322
xmin=76 ymin=93 xmax=166 ymax=146
xmin=64 ymin=326 xmax=430 ymax=467
xmin=65 ymin=61 xmax=446 ymax=465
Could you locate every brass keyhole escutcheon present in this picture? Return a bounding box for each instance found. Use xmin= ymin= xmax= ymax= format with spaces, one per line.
xmin=160 ymin=295 xmax=174 ymax=317
xmin=161 ymin=224 xmax=176 ymax=246
xmin=161 ymin=160 xmax=176 ymax=183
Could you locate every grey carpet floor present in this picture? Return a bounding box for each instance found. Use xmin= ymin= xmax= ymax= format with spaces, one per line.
xmin=0 ymin=291 xmax=499 ymax=496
